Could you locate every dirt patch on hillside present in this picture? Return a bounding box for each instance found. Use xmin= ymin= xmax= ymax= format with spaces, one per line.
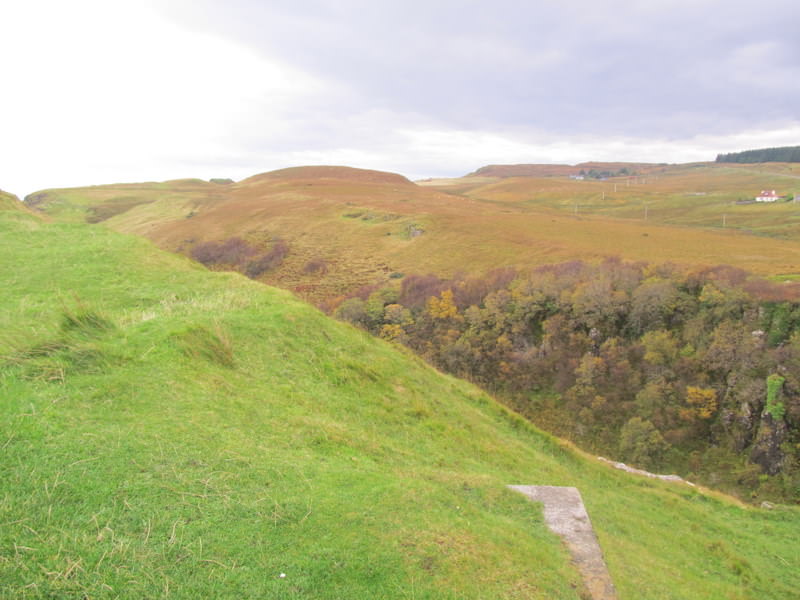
xmin=509 ymin=485 xmax=617 ymax=600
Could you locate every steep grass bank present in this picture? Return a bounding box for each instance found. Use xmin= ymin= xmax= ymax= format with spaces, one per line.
xmin=1 ymin=211 xmax=798 ymax=598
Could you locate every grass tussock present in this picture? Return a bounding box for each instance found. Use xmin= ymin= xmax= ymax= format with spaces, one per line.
xmin=3 ymin=303 xmax=117 ymax=382
xmin=59 ymin=305 xmax=115 ymax=336
xmin=172 ymin=323 xmax=235 ymax=368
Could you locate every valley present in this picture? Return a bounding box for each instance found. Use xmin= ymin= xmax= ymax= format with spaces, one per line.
xmin=5 ymin=160 xmax=800 ymax=597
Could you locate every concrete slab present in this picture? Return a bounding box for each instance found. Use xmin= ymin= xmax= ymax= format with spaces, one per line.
xmin=509 ymin=485 xmax=617 ymax=600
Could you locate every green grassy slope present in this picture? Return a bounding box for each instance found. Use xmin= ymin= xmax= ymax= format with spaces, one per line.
xmin=1 ymin=205 xmax=799 ymax=599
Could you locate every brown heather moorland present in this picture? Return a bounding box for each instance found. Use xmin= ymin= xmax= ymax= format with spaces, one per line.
xmin=25 ymin=163 xmax=800 ymax=304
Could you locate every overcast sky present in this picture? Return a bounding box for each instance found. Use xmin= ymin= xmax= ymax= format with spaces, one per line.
xmin=2 ymin=0 xmax=798 ymax=196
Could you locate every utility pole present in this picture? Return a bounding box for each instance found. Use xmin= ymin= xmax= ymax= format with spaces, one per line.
xmin=644 ymin=203 xmax=648 ymax=220
xmin=723 ymin=214 xmax=727 ymax=227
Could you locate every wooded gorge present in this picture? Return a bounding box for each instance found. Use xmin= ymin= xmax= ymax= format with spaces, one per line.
xmin=21 ymin=163 xmax=800 ymax=506
xmin=332 ymin=260 xmax=800 ymax=502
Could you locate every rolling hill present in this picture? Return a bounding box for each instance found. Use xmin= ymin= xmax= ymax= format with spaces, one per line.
xmin=434 ymin=162 xmax=800 ymax=242
xmin=2 ymin=189 xmax=799 ymax=598
xmin=24 ymin=164 xmax=800 ymax=305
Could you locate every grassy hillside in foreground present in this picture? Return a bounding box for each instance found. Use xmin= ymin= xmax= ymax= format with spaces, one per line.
xmin=25 ymin=165 xmax=800 ymax=304
xmin=1 ymin=199 xmax=799 ymax=599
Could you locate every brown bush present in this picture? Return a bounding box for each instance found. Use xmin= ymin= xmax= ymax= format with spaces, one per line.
xmin=191 ymin=237 xmax=258 ymax=266
xmin=303 ymin=257 xmax=328 ymax=275
xmin=244 ymin=240 xmax=289 ymax=278
xmin=398 ymin=274 xmax=449 ymax=309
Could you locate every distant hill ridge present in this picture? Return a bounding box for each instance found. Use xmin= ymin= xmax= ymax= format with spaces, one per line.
xmin=468 ymin=162 xmax=660 ymax=178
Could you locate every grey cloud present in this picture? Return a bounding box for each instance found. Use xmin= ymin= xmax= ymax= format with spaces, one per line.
xmin=161 ymin=0 xmax=799 ymax=139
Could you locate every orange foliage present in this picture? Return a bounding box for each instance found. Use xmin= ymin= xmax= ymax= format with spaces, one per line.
xmin=426 ymin=289 xmax=462 ymax=320
xmin=681 ymin=386 xmax=718 ymax=421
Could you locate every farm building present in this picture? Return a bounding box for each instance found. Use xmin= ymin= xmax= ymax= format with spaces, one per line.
xmin=755 ymin=190 xmax=782 ymax=202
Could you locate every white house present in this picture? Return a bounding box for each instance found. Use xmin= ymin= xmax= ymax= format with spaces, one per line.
xmin=755 ymin=190 xmax=781 ymax=202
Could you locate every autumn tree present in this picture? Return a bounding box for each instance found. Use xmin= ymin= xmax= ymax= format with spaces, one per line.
xmin=681 ymin=386 xmax=718 ymax=421
xmin=619 ymin=417 xmax=670 ymax=469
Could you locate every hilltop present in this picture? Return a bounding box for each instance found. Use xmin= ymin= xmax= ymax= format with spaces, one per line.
xmin=2 ymin=190 xmax=799 ymax=598
xmin=241 ymin=165 xmax=415 ymax=186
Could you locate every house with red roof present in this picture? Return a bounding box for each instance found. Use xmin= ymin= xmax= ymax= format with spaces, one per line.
xmin=755 ymin=190 xmax=782 ymax=202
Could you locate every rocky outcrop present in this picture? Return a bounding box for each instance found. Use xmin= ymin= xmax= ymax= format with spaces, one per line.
xmin=750 ymin=414 xmax=787 ymax=475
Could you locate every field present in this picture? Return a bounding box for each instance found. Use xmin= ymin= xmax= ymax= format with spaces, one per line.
xmin=2 ymin=198 xmax=799 ymax=598
xmin=434 ymin=163 xmax=800 ymax=240
xmin=25 ymin=163 xmax=800 ymax=303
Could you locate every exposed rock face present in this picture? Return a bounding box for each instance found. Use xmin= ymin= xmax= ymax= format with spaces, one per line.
xmin=749 ymin=414 xmax=787 ymax=475
xmin=718 ymin=374 xmax=765 ymax=453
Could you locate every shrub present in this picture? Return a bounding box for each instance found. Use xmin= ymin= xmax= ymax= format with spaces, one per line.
xmin=191 ymin=237 xmax=258 ymax=266
xmin=765 ymin=374 xmax=786 ymax=420
xmin=245 ymin=240 xmax=289 ymax=278
xmin=334 ymin=298 xmax=368 ymax=326
xmin=399 ymin=274 xmax=449 ymax=309
xmin=303 ymin=257 xmax=328 ymax=275
xmin=619 ymin=417 xmax=670 ymax=468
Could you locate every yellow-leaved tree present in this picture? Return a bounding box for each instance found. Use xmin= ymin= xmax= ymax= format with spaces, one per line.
xmin=426 ymin=289 xmax=461 ymax=320
xmin=681 ymin=386 xmax=718 ymax=421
